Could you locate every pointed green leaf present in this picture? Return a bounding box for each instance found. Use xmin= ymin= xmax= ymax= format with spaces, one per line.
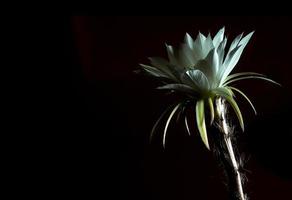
xmin=223 ymin=72 xmax=265 ymax=85
xmin=184 ymin=115 xmax=191 ymax=136
xmin=150 ymin=105 xmax=174 ymax=141
xmin=163 ymin=103 xmax=181 ymax=148
xmin=213 ymin=88 xmax=244 ymax=131
xmin=223 ymin=75 xmax=281 ymax=86
xmin=228 ymin=86 xmax=257 ymax=114
xmin=196 ymin=100 xmax=210 ymax=150
xmin=176 ymin=104 xmax=185 ymax=123
xmin=208 ymin=97 xmax=215 ymax=125
xmin=213 ymin=87 xmax=234 ymax=98
xmin=224 ymin=95 xmax=245 ymax=131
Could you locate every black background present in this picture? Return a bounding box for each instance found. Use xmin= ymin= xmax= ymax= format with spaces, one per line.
xmin=64 ymin=16 xmax=292 ymax=199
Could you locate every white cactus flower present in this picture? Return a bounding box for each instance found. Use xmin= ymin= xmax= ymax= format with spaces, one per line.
xmin=140 ymin=27 xmax=279 ymax=150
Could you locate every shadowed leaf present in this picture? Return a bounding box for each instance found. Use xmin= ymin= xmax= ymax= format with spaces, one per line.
xmin=163 ymin=103 xmax=181 ymax=148
xmin=228 ymin=86 xmax=257 ymax=114
xmin=157 ymin=83 xmax=196 ymax=94
xmin=150 ymin=105 xmax=174 ymax=141
xmin=223 ymin=76 xmax=281 ymax=86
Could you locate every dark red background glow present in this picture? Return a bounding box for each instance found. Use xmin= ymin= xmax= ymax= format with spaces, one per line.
xmin=65 ymin=16 xmax=292 ymax=200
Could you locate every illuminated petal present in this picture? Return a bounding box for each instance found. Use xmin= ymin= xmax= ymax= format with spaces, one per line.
xmin=213 ymin=27 xmax=225 ymax=48
xmin=185 ymin=33 xmax=194 ymax=49
xmin=217 ymin=36 xmax=227 ymax=65
xmin=221 ymin=32 xmax=254 ymax=81
xmin=186 ymin=69 xmax=210 ymax=90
